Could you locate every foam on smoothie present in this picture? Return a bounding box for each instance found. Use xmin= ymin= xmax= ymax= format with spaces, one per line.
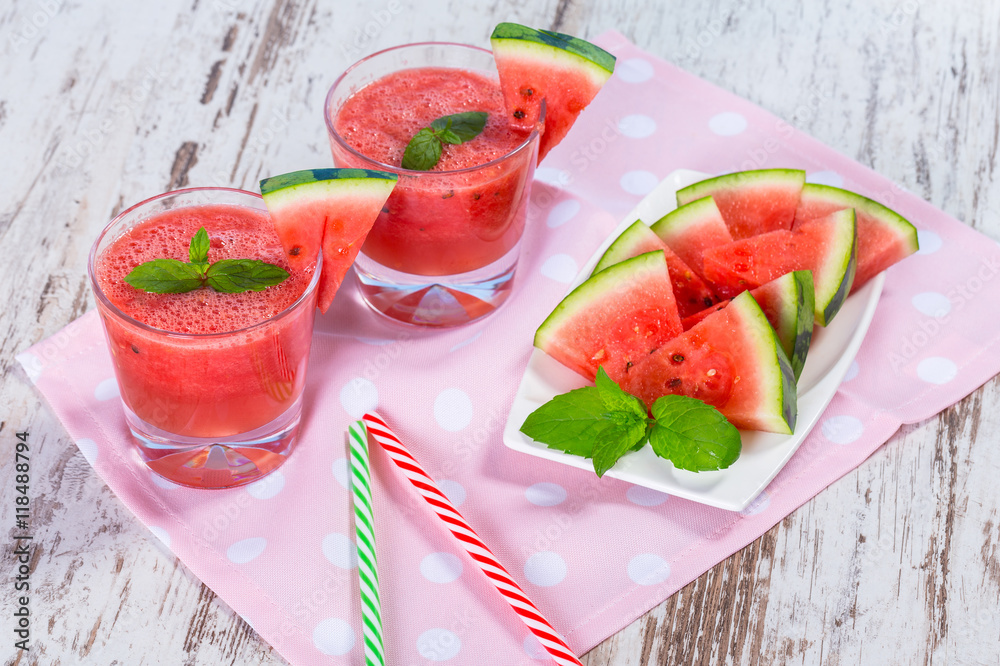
xmin=97 ymin=205 xmax=314 ymax=334
xmin=334 ymin=67 xmax=530 ymax=170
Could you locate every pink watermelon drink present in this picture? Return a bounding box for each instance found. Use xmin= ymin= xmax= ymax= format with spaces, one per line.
xmin=326 ymin=42 xmax=542 ymax=326
xmin=88 ymin=188 xmax=320 ymax=489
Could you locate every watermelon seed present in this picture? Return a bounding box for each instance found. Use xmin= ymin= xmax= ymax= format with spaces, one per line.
xmin=669 ymin=378 xmax=682 ymax=388
xmin=703 ymin=297 xmax=715 ymax=307
xmin=513 ymin=109 xmax=526 ymax=120
xmin=382 ymin=205 xmax=390 ymax=213
xmin=707 ymin=369 xmax=716 ymax=376
xmin=519 ymin=87 xmax=534 ymax=97
xmin=131 ymin=344 xmax=140 ymax=354
xmin=289 ymin=246 xmax=302 ymax=256
xmin=671 ymin=354 xmax=685 ymax=363
xmin=442 ymin=190 xmax=454 ymax=199
xmin=473 ymin=192 xmax=481 ymax=200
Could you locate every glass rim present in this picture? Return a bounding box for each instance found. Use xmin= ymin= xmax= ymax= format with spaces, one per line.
xmin=87 ymin=186 xmax=322 ymax=340
xmin=324 ymin=41 xmax=545 ymax=177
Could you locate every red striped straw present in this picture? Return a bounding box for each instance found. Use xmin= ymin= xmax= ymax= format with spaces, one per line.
xmin=362 ymin=412 xmax=582 ymax=666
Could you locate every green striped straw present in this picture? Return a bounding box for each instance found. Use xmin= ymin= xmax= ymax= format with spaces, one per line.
xmin=347 ymin=421 xmax=385 ymax=666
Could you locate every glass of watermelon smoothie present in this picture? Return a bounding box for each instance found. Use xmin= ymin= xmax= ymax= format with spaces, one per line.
xmin=88 ymin=188 xmax=321 ymax=489
xmin=325 ymin=42 xmax=542 ymax=326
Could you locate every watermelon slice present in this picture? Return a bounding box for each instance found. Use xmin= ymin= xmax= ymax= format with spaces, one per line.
xmin=649 ymin=195 xmax=734 ymax=283
xmin=490 ymin=23 xmax=616 ymax=162
xmin=702 ymin=208 xmax=857 ymax=326
xmin=682 ymin=271 xmax=815 ymax=380
xmin=260 ymin=168 xmax=397 ymax=313
xmin=676 ymin=169 xmax=806 ymax=240
xmin=622 ymin=291 xmax=797 ymax=434
xmin=591 ymin=220 xmax=719 ymax=318
xmin=534 ymin=251 xmax=683 ymax=382
xmin=795 ymin=183 xmax=918 ymax=292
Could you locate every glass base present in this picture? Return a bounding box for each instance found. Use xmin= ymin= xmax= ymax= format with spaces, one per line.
xmin=353 ymin=245 xmax=520 ymax=327
xmin=124 ymin=398 xmax=302 ymax=489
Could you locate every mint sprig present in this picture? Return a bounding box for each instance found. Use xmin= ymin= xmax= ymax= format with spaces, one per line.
xmin=401 ymin=112 xmax=488 ymax=171
xmin=124 ymin=227 xmax=289 ymax=294
xmin=520 ymin=368 xmax=741 ymax=476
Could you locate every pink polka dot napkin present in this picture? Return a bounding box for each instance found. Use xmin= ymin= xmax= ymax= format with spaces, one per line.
xmin=19 ymin=30 xmax=1000 ymax=665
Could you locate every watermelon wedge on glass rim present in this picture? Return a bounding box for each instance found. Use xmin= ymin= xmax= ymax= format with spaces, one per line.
xmin=260 ymin=168 xmax=397 ymax=313
xmin=490 ymin=22 xmax=616 ymax=162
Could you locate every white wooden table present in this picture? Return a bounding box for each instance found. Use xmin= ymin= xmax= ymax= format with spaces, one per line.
xmin=3 ymin=1 xmax=999 ymax=664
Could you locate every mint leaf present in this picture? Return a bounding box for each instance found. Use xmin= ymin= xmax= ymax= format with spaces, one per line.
xmin=125 ymin=259 xmax=204 ymax=294
xmin=402 ymin=128 xmax=443 ymax=171
xmin=402 ymin=112 xmax=489 ymax=170
xmin=648 ymin=395 xmax=741 ymax=471
xmin=189 ymin=227 xmax=210 ymax=265
xmin=431 ymin=112 xmax=488 ymax=143
xmin=592 ymin=418 xmax=647 ymax=477
xmin=205 ymin=259 xmax=289 ymax=293
xmin=124 ymin=229 xmax=289 ymax=295
xmin=520 ymin=385 xmax=616 ymax=458
xmin=594 ymin=368 xmax=647 ymax=421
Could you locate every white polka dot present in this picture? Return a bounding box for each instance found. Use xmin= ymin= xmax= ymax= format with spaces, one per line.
xmin=546 ymin=199 xmax=581 ymax=228
xmin=76 ymin=438 xmax=98 ymax=465
xmin=525 ymin=482 xmax=567 ymax=507
xmin=916 ymin=230 xmax=942 ymax=255
xmin=322 ymin=532 xmax=358 ymax=569
xmin=148 ymin=526 xmax=171 ymax=549
xmin=332 ymin=457 xmax=351 ymax=490
xmin=434 ymin=388 xmax=473 ymax=432
xmin=842 ymin=360 xmax=860 ymax=383
xmin=806 ymin=170 xmax=844 ymax=187
xmin=245 ymin=471 xmax=285 ymax=499
xmin=17 ymin=352 xmax=43 ymax=383
xmin=627 ymin=553 xmax=671 ymax=585
xmin=339 ymin=377 xmax=378 ymax=418
xmin=535 ymin=167 xmax=572 ymax=187
xmin=226 ymin=537 xmax=267 ymax=564
xmin=626 ymin=485 xmax=670 ymax=507
xmin=313 ymin=617 xmax=355 ymax=656
xmin=708 ymin=111 xmax=748 ymax=136
xmin=740 ymin=491 xmax=770 ymax=516
xmin=523 ymin=634 xmax=549 ymax=660
xmin=620 ymin=170 xmax=659 ymax=196
xmin=524 ymin=551 xmax=567 ymax=587
xmin=420 ymin=552 xmax=463 ymax=584
xmin=616 ymin=58 xmax=655 ymax=83
xmin=94 ymin=378 xmax=119 ymax=401
xmin=540 ymin=254 xmax=578 ymax=283
xmin=821 ymin=415 xmax=864 ymax=445
xmin=417 ymin=628 xmax=462 ymax=661
xmin=911 ymin=292 xmax=952 ymax=318
xmin=618 ymin=114 xmax=657 ymax=139
xmin=437 ymin=479 xmax=466 ymax=507
xmin=916 ymin=357 xmax=958 ymax=384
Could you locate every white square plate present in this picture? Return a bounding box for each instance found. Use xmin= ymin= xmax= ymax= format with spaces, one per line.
xmin=502 ymin=169 xmax=884 ymax=511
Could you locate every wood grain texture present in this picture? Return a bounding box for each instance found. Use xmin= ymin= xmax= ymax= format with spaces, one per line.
xmin=1 ymin=0 xmax=998 ymax=665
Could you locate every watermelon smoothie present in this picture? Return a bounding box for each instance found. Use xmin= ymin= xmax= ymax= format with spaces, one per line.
xmin=88 ymin=188 xmax=320 ymax=489
xmin=325 ymin=43 xmax=541 ymax=326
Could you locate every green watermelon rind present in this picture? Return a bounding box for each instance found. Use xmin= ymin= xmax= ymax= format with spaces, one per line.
xmin=490 ymin=23 xmax=616 ymax=75
xmin=676 ymin=169 xmax=807 ymax=207
xmin=799 ymin=182 xmax=919 ymax=255
xmin=649 ymin=196 xmax=726 ymax=241
xmin=259 ymin=168 xmax=398 ymax=201
xmin=534 ymin=250 xmax=666 ymax=351
xmin=767 ymin=270 xmax=815 ymax=381
xmin=813 ymin=208 xmax=857 ymax=326
xmin=591 ymin=220 xmax=656 ymax=275
xmin=722 ymin=291 xmax=798 ymax=434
